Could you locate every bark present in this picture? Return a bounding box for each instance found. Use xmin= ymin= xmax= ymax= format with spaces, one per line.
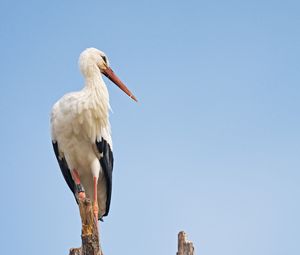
xmin=69 ymin=198 xmax=102 ymax=255
xmin=177 ymin=231 xmax=195 ymax=255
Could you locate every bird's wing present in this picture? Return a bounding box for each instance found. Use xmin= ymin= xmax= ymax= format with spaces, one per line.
xmin=96 ymin=137 xmax=114 ymax=218
xmin=52 ymin=141 xmax=77 ymax=203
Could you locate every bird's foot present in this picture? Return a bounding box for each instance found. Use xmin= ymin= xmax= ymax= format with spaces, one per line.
xmin=93 ymin=203 xmax=99 ymax=232
xmin=78 ymin=191 xmax=86 ymax=200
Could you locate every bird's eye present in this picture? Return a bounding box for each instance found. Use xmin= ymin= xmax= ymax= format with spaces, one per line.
xmin=102 ymin=56 xmax=107 ymax=64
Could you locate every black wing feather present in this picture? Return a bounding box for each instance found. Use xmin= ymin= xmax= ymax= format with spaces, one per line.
xmin=96 ymin=138 xmax=114 ymax=217
xmin=52 ymin=141 xmax=77 ymax=202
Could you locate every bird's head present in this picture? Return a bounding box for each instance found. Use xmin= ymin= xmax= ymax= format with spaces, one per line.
xmin=79 ymin=48 xmax=137 ymax=102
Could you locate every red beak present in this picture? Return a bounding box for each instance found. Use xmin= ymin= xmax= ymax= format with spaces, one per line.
xmin=102 ymin=67 xmax=138 ymax=102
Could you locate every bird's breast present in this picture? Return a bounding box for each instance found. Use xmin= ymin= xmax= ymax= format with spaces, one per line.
xmin=51 ymin=91 xmax=112 ymax=163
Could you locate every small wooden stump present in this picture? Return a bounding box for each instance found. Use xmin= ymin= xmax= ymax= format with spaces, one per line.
xmin=69 ymin=198 xmax=102 ymax=255
xmin=177 ymin=231 xmax=195 ymax=255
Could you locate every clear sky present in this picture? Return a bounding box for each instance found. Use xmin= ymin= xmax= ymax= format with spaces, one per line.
xmin=0 ymin=0 xmax=299 ymax=254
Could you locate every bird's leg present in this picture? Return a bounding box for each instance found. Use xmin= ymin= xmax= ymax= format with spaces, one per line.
xmin=72 ymin=169 xmax=86 ymax=200
xmin=93 ymin=176 xmax=99 ymax=222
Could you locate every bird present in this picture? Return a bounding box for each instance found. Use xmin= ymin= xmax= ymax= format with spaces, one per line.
xmin=51 ymin=47 xmax=137 ymax=221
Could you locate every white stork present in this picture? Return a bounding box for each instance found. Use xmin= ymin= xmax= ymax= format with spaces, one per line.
xmin=51 ymin=48 xmax=137 ymax=221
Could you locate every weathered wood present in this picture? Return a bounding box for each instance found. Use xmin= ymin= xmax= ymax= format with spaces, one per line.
xmin=69 ymin=198 xmax=102 ymax=255
xmin=67 ymin=200 xmax=194 ymax=255
xmin=177 ymin=231 xmax=195 ymax=255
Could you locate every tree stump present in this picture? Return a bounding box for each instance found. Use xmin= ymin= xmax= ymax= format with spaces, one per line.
xmin=69 ymin=198 xmax=102 ymax=255
xmin=67 ymin=199 xmax=195 ymax=255
xmin=177 ymin=231 xmax=195 ymax=255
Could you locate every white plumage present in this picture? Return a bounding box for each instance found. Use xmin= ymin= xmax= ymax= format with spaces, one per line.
xmin=51 ymin=48 xmax=136 ymax=219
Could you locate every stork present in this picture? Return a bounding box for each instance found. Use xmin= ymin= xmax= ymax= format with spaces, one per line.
xmin=51 ymin=48 xmax=137 ymax=222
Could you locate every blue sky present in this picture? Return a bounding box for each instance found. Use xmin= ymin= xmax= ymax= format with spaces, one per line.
xmin=0 ymin=0 xmax=299 ymax=255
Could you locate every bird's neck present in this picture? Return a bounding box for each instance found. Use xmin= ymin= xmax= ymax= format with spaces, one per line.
xmin=83 ymin=70 xmax=111 ymax=112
